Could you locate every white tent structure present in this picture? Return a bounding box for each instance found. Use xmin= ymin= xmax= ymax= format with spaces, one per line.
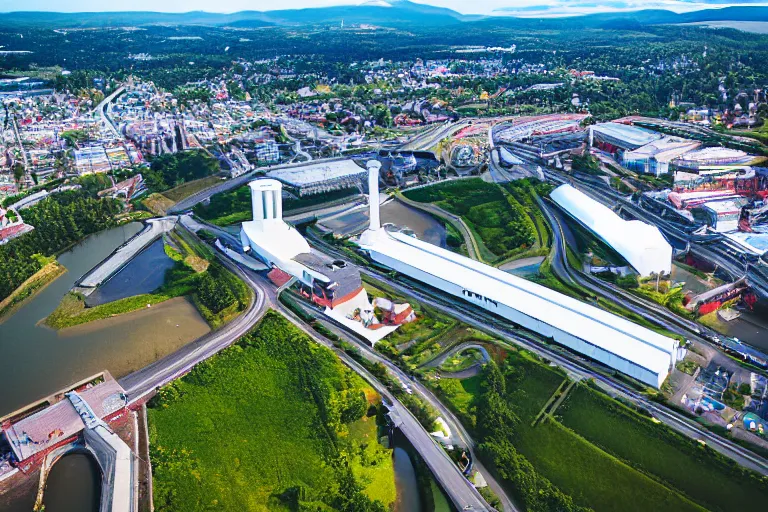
xmin=550 ymin=184 xmax=672 ymax=277
xmin=358 ymin=167 xmax=677 ymax=388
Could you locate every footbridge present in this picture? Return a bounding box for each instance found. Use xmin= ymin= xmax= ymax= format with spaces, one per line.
xmin=76 ymin=217 xmax=177 ymax=294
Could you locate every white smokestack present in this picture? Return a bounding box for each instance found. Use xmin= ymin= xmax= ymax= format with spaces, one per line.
xmin=251 ymin=184 xmax=264 ymax=221
xmin=264 ymin=188 xmax=274 ymax=220
xmin=367 ymin=160 xmax=382 ymax=231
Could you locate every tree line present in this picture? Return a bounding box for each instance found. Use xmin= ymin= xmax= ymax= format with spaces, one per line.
xmin=0 ymin=191 xmax=120 ymax=302
xmin=475 ymin=362 xmax=592 ymax=512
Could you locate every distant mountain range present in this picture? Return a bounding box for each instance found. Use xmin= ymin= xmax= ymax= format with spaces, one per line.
xmin=2 ymin=1 xmax=768 ymax=29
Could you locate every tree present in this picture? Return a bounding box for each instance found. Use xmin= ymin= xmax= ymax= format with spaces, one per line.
xmin=12 ymin=162 xmax=24 ymax=185
xmin=371 ymin=104 xmax=392 ymax=128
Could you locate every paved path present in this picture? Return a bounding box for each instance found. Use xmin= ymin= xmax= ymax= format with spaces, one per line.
xmin=78 ymin=217 xmax=177 ymax=290
xmin=423 ymin=342 xmax=490 ymax=370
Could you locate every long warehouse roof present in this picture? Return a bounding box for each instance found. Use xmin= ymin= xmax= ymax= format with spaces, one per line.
xmin=360 ymin=230 xmax=676 ymax=381
xmin=267 ymin=159 xmax=365 ymax=187
xmin=550 ymin=184 xmax=672 ymax=277
xmin=591 ymin=122 xmax=661 ymax=149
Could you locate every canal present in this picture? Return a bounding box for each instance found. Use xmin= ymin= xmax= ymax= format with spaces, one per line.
xmin=0 ymin=223 xmax=210 ymax=417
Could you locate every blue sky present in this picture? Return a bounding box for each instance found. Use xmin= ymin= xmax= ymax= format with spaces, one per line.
xmin=1 ymin=0 xmax=767 ymax=16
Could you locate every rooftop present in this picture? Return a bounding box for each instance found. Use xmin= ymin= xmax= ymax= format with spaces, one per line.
xmin=267 ymin=159 xmax=366 ymax=188
xmin=591 ymin=122 xmax=662 ymax=149
xmin=3 ymin=378 xmax=126 ymax=462
xmin=359 ymin=229 xmax=675 ymax=386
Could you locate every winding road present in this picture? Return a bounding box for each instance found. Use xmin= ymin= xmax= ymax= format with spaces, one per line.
xmin=305 ymin=229 xmax=768 ymax=477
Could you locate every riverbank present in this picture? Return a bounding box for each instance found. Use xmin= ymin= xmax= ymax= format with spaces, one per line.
xmin=0 ymin=223 xmax=215 ymax=417
xmin=45 ymin=228 xmax=248 ymax=331
xmin=0 ymin=259 xmax=66 ymax=323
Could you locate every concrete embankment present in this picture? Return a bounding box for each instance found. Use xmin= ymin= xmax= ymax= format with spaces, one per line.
xmin=76 ymin=217 xmax=177 ymax=294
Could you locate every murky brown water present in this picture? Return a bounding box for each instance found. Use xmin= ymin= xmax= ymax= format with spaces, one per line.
xmin=319 ymin=200 xmax=447 ymax=247
xmin=42 ymin=453 xmax=100 ymax=512
xmin=0 ymin=223 xmax=210 ymax=417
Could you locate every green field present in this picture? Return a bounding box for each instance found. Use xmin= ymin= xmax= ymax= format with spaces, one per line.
xmin=558 ymin=384 xmax=768 ymax=512
xmin=518 ymin=419 xmax=705 ymax=512
xmin=403 ymin=179 xmax=536 ymax=262
xmin=432 ymin=375 xmax=480 ymax=419
xmin=148 ymin=311 xmax=394 ymax=511
xmin=438 ymin=350 xmax=736 ymax=512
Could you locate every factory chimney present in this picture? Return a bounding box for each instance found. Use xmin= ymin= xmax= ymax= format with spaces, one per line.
xmin=367 ymin=160 xmax=382 ymax=231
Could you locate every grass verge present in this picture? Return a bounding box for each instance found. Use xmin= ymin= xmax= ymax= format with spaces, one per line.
xmin=0 ymin=259 xmax=66 ymax=322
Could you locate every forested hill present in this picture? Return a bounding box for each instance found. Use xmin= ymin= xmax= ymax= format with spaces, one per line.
xmin=4 ymin=4 xmax=768 ymax=29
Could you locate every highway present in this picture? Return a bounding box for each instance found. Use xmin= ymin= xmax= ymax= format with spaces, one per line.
xmin=399 ymin=120 xmax=472 ymax=151
xmin=305 ymin=230 xmax=768 ymax=476
xmin=547 ymin=168 xmax=768 ymax=301
xmin=117 ymin=218 xmax=499 ymax=511
xmin=96 ymin=86 xmax=125 ymax=139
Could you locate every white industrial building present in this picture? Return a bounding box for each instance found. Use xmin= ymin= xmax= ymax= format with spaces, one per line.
xmin=551 ymin=184 xmax=672 ymax=277
xmin=239 ymin=178 xmax=400 ymax=342
xmin=358 ymin=167 xmax=677 ymax=388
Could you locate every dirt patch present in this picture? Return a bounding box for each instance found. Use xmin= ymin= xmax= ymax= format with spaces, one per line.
xmin=142 ymin=193 xmax=175 ymax=215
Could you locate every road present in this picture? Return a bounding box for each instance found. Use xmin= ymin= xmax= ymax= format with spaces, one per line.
xmin=422 ymin=343 xmax=490 ymax=371
xmin=548 ymin=168 xmax=768 ymax=301
xmin=121 ymin=217 xmax=499 ymax=511
xmin=276 ymin=299 xmax=495 ymax=512
xmin=119 ymin=246 xmax=270 ymax=403
xmin=96 ymin=86 xmax=125 ymax=139
xmin=399 ymin=120 xmax=473 ymax=151
xmin=305 ymin=230 xmax=768 ymax=476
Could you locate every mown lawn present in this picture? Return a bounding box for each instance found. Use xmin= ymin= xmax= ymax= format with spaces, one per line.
xmin=504 ymin=351 xmax=566 ymax=422
xmin=558 ymin=384 xmax=768 ymax=512
xmin=148 ymin=311 xmax=395 ymax=511
xmin=518 ymin=420 xmax=706 ymax=512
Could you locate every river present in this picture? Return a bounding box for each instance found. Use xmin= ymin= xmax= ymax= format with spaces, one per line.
xmin=0 ymin=223 xmax=211 ymax=512
xmin=0 ymin=223 xmax=210 ymax=417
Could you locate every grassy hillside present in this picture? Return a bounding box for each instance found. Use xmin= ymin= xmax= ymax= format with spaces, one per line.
xmin=433 ymin=349 xmax=764 ymax=512
xmin=148 ymin=311 xmax=395 ymax=512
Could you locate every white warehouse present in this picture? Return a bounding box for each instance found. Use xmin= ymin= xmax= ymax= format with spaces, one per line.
xmin=358 ymin=167 xmax=677 ymax=388
xmin=551 ymin=184 xmax=672 ymax=277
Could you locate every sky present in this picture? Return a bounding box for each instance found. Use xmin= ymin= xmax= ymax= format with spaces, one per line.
xmin=1 ymin=0 xmax=767 ymax=17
